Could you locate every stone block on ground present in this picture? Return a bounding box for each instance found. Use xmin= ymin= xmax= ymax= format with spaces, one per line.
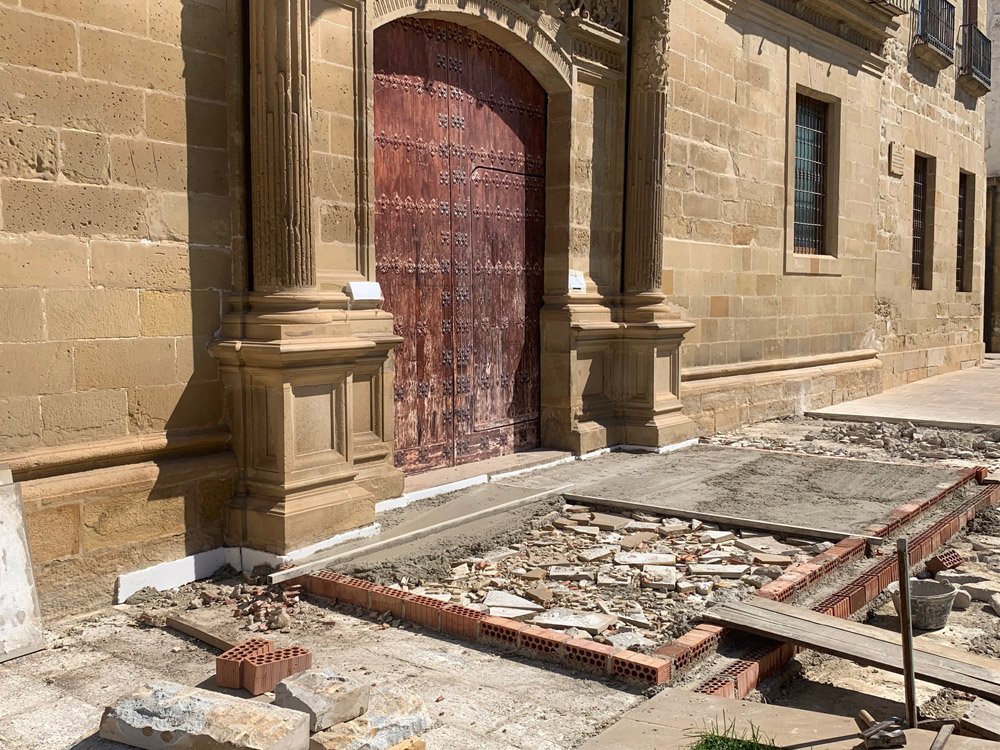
xmin=989 ymin=593 xmax=1000 ymax=618
xmin=530 ymin=607 xmax=617 ymax=635
xmin=752 ymin=553 xmax=794 ymax=567
xmin=640 ymin=565 xmax=678 ymax=591
xmin=311 ymin=690 xmax=430 ymax=750
xmin=953 ymin=589 xmax=973 ymax=610
xmin=699 ymin=530 xmax=735 ymax=544
xmin=960 ymin=580 xmax=1000 ymax=603
xmin=274 ymin=668 xmax=370 ymax=732
xmin=937 ymin=570 xmax=989 ymax=586
xmin=577 ymin=546 xmax=616 ymax=562
xmin=100 ymin=680 xmax=309 ymax=750
xmin=619 ymin=532 xmax=658 ymax=550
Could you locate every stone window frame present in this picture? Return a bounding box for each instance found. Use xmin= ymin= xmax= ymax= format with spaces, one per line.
xmin=783 ymin=84 xmax=843 ymax=276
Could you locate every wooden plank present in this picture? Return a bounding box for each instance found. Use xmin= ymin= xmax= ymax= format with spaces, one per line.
xmin=563 ymin=492 xmax=883 ymax=543
xmin=165 ymin=615 xmax=236 ymax=652
xmin=961 ymin=699 xmax=1000 ymax=741
xmin=703 ymin=599 xmax=1000 ymax=702
xmin=750 ymin=598 xmax=1000 ymax=681
xmin=711 ymin=603 xmax=997 ymax=690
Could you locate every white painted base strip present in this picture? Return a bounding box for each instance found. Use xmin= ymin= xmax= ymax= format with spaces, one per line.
xmin=115 ymin=547 xmax=229 ymax=603
xmin=114 ymin=523 xmax=381 ymax=603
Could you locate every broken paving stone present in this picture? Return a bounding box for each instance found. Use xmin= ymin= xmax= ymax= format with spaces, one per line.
xmin=953 ymin=589 xmax=973 ymax=610
xmin=699 ymin=530 xmax=736 ymax=544
xmin=614 ymin=552 xmax=677 ymax=567
xmin=449 ymin=564 xmax=470 ymax=579
xmin=482 ymin=591 xmax=544 ymax=612
xmin=274 ymin=669 xmax=370 ymax=732
xmin=938 ymin=569 xmax=991 ymax=586
xmin=607 ymin=631 xmax=656 ymax=650
xmin=101 ymin=680 xmax=309 ymax=750
xmin=524 ymin=585 xmax=554 ymax=605
xmin=969 ymin=535 xmax=1000 ymax=552
xmin=619 ymin=532 xmax=658 ymax=550
xmin=548 ymin=566 xmax=595 ymax=582
xmin=676 ymin=581 xmax=696 ymax=594
xmin=990 ymin=593 xmax=1000 ymax=618
xmin=531 ymin=607 xmax=618 ymax=635
xmin=641 ymin=565 xmax=678 ymax=591
xmin=578 ymin=546 xmax=617 ymax=563
xmin=488 ymin=607 xmax=539 ymax=620
xmin=533 ymin=555 xmax=573 ymax=568
xmin=553 ymin=517 xmax=579 ymax=529
xmin=688 ymin=564 xmax=749 ymax=579
xmin=694 ymin=582 xmax=714 ymax=595
xmin=734 ymin=535 xmax=800 ymax=556
xmin=752 ymin=553 xmax=795 ymax=567
xmin=660 ymin=523 xmax=690 ymax=538
xmin=515 ymin=567 xmax=547 ymax=580
xmin=590 ymin=513 xmax=632 ymax=531
xmin=619 ymin=610 xmax=653 ymax=629
xmin=570 ymin=525 xmax=602 ymax=538
xmin=625 ymin=521 xmax=661 ymax=533
xmin=311 ymin=690 xmax=430 ymax=750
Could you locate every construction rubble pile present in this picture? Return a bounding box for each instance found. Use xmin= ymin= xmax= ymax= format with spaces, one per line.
xmin=709 ymin=418 xmax=1000 ymax=469
xmin=368 ymin=503 xmax=829 ymax=646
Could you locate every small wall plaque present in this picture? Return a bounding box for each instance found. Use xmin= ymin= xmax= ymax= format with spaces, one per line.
xmin=344 ymin=281 xmax=383 ymax=303
xmin=568 ymin=270 xmax=587 ymax=293
xmin=889 ymin=141 xmax=905 ymax=177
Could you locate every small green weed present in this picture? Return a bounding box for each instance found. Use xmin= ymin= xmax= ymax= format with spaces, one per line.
xmin=688 ymin=714 xmax=781 ymax=750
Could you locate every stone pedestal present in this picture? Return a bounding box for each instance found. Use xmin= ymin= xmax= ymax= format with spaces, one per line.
xmin=210 ymin=1 xmax=401 ymax=556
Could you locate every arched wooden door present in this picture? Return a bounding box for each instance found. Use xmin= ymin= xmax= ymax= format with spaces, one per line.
xmin=374 ymin=18 xmax=546 ymax=474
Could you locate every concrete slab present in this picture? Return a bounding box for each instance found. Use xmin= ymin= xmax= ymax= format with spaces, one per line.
xmin=579 ymin=689 xmax=998 ymax=750
xmin=809 ymin=360 xmax=1000 ymax=430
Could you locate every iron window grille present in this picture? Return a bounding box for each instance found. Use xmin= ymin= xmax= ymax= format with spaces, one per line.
xmin=912 ymin=155 xmax=930 ymax=290
xmin=956 ymin=172 xmax=970 ymax=291
xmin=794 ymin=95 xmax=829 ymax=256
xmin=960 ymin=22 xmax=991 ymax=88
xmin=917 ymin=0 xmax=956 ymax=61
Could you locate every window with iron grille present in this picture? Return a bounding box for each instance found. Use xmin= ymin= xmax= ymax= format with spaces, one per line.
xmin=912 ymin=155 xmax=931 ymax=290
xmin=957 ymin=171 xmax=972 ymax=292
xmin=794 ymin=95 xmax=829 ymax=255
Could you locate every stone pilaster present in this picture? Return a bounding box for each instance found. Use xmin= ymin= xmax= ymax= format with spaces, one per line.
xmin=617 ymin=0 xmax=699 ymax=447
xmin=210 ymin=1 xmax=402 ymax=556
xmin=248 ymin=0 xmax=315 ymax=292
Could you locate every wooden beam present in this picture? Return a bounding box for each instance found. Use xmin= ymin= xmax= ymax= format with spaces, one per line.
xmin=703 ymin=599 xmax=1000 ymax=702
xmin=563 ymin=492 xmax=883 ymax=544
xmin=165 ymin=614 xmax=236 ymax=652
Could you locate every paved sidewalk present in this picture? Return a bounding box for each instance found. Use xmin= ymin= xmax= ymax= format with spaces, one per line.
xmin=808 ymin=359 xmax=1000 ymax=430
xmin=580 ymin=689 xmax=996 ymax=749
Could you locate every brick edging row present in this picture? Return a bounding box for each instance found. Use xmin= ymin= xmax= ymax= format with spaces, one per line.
xmin=692 ymin=478 xmax=999 ymax=699
xmin=301 ymin=571 xmax=673 ymax=687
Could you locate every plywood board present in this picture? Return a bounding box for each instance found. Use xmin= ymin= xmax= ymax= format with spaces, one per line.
xmin=0 ymin=466 xmax=45 ymax=663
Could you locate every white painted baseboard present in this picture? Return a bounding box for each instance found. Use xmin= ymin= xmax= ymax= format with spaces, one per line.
xmin=114 ymin=523 xmax=380 ymax=603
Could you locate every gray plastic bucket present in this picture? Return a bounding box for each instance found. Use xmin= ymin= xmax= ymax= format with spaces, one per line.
xmin=888 ymin=578 xmax=958 ymax=630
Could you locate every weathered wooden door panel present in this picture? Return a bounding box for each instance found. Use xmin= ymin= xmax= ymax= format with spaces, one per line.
xmin=374 ymin=18 xmax=546 ymax=473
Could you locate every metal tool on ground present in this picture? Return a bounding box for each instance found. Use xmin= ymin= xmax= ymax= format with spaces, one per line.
xmin=898 ymin=537 xmax=919 ymax=729
xmin=858 ymin=710 xmax=907 ymax=749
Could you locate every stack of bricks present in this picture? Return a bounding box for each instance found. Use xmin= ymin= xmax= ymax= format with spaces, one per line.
xmin=215 ymin=639 xmax=312 ymax=696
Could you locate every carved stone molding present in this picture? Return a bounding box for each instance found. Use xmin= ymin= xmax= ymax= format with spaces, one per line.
xmin=555 ymin=0 xmax=623 ymax=32
xmin=248 ymin=0 xmax=316 ymax=292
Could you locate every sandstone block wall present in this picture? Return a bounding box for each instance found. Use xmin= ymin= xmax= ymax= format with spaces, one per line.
xmin=0 ymin=0 xmax=238 ymax=616
xmin=668 ymin=0 xmax=986 ymax=397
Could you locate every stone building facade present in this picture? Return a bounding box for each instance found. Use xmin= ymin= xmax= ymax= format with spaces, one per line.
xmin=985 ymin=0 xmax=1000 ymax=353
xmin=0 ymin=0 xmax=988 ymax=616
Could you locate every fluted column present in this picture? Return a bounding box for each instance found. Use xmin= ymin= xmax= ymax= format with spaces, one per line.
xmin=622 ymin=0 xmax=670 ymax=296
xmin=249 ymin=0 xmax=316 ymax=292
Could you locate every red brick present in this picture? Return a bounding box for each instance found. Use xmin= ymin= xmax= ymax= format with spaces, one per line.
xmin=518 ymin=625 xmax=571 ymax=662
xmin=215 ymin=638 xmax=274 ymax=689
xmin=439 ymin=604 xmax=487 ymax=640
xmin=611 ymin=651 xmax=671 ymax=686
xmin=478 ymin=616 xmax=527 ymax=650
xmin=562 ymin=639 xmax=615 ymax=675
xmin=241 ymin=645 xmax=312 ymax=696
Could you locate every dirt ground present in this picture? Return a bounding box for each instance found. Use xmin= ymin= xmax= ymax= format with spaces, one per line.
xmin=1 ymin=421 xmax=994 ymax=749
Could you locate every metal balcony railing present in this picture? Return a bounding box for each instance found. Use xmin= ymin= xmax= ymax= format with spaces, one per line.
xmin=960 ymin=22 xmax=992 ymax=89
xmin=916 ymin=0 xmax=956 ymax=62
